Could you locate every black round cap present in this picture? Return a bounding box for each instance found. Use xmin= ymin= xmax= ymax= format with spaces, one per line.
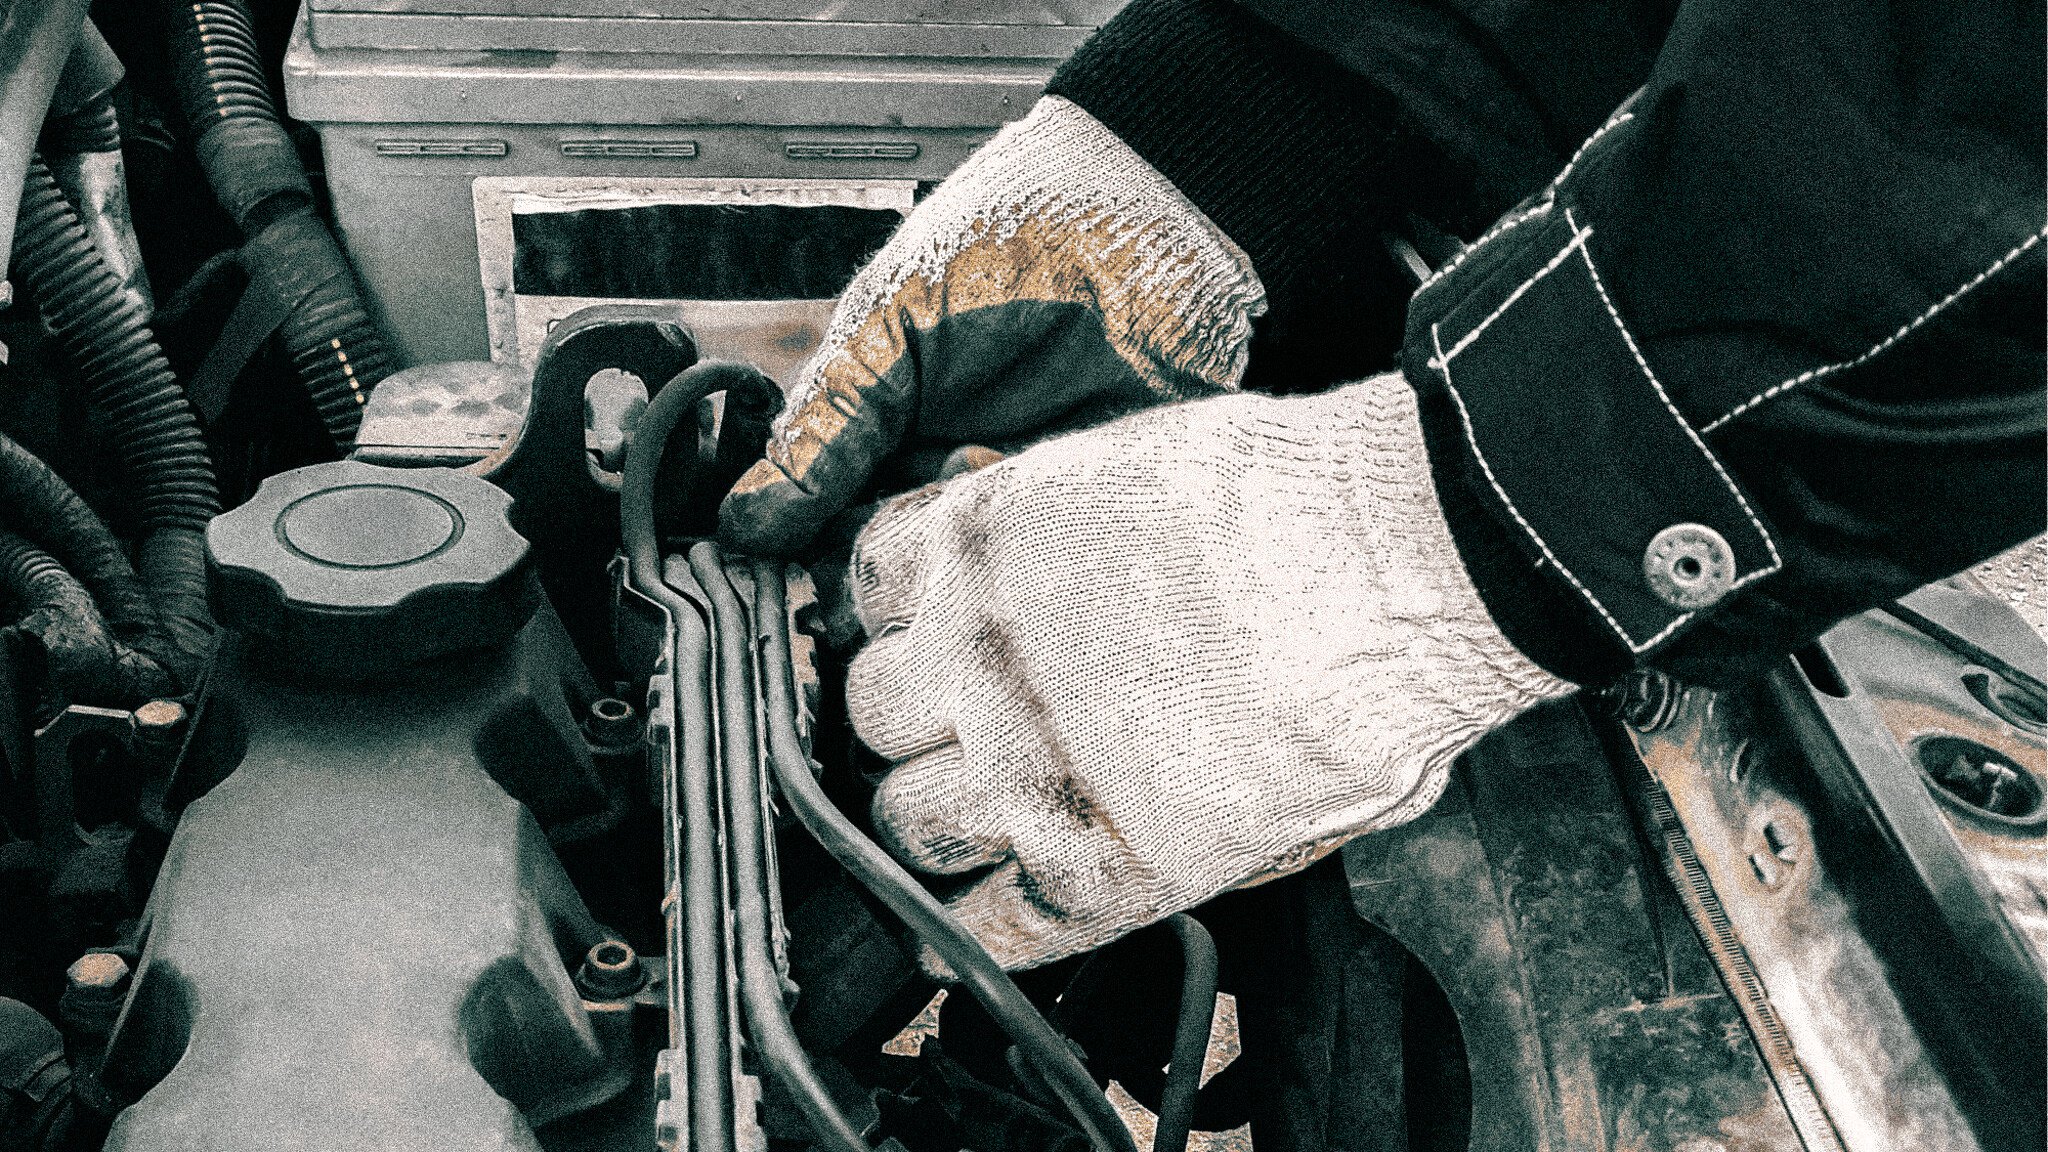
xmin=206 ymin=462 xmax=538 ymax=676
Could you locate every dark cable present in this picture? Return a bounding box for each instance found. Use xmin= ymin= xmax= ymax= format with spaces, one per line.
xmin=0 ymin=429 xmax=157 ymax=645
xmin=622 ymin=359 xmax=1133 ymax=1150
xmin=12 ymin=155 xmax=217 ymax=690
xmin=689 ymin=541 xmax=870 ymax=1151
xmin=0 ymin=530 xmax=173 ymax=704
xmin=1152 ymin=914 xmax=1218 ymax=1152
xmin=161 ymin=0 xmax=395 ymax=448
xmin=751 ymin=556 xmax=1141 ymax=1152
xmin=621 ymin=363 xmax=744 ymax=1152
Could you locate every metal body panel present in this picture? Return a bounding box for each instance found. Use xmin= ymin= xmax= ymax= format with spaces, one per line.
xmin=281 ymin=1 xmax=1119 ymax=367
xmin=1345 ymin=699 xmax=1803 ymax=1152
xmin=1619 ymin=589 xmax=2046 ymax=1152
xmin=309 ymin=14 xmax=1098 ymax=56
xmin=304 ymin=0 xmax=1124 ymax=23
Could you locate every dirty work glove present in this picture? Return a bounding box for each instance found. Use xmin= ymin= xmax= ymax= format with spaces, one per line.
xmin=719 ymin=95 xmax=1265 ymax=556
xmin=847 ymin=374 xmax=1573 ymax=970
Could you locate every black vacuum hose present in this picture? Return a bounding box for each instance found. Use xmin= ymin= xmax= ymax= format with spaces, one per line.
xmin=11 ymin=159 xmax=216 ymax=689
xmin=0 ymin=530 xmax=175 ymax=704
xmin=39 ymin=95 xmax=119 ymax=158
xmin=0 ymin=430 xmax=158 ymax=647
xmin=162 ymin=0 xmax=392 ymax=448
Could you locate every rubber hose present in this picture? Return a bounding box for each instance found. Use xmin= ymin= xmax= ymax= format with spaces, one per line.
xmin=746 ymin=559 xmax=1140 ymax=1152
xmin=0 ymin=0 xmax=88 ymax=275
xmin=0 ymin=998 xmax=78 ymax=1152
xmin=1151 ymin=915 xmax=1219 ymax=1152
xmin=162 ymin=0 xmax=393 ymax=447
xmin=0 ymin=430 xmax=158 ymax=648
xmin=43 ymin=77 xmax=156 ymax=321
xmin=47 ymin=21 xmax=124 ymax=128
xmin=0 ymin=531 xmax=174 ymax=704
xmin=39 ymin=96 xmax=119 ymax=157
xmin=12 ymin=159 xmax=216 ymax=687
xmin=689 ymin=541 xmax=870 ymax=1152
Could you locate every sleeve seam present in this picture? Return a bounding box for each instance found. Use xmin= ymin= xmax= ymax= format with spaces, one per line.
xmin=1414 ymin=109 xmax=1635 ymax=296
xmin=1701 ymin=226 xmax=2048 ymax=433
xmin=1428 ymin=224 xmax=1590 ymax=367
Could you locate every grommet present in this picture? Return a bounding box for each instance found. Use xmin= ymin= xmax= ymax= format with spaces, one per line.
xmin=1644 ymin=522 xmax=1735 ymax=610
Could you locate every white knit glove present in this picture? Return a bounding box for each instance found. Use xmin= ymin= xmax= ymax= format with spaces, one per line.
xmin=847 ymin=374 xmax=1573 ymax=970
xmin=720 ymin=95 xmax=1264 ymax=555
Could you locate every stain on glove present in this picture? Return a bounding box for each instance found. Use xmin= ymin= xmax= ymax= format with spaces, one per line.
xmin=844 ymin=375 xmax=1573 ymax=970
xmin=719 ymin=95 xmax=1266 ymax=556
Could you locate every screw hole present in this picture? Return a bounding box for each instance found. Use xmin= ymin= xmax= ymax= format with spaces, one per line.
xmin=1962 ymin=670 xmax=2046 ymax=735
xmin=1916 ymin=735 xmax=2044 ymax=827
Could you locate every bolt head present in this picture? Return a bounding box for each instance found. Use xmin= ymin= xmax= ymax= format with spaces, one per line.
xmin=135 ymin=699 xmax=186 ymax=730
xmin=67 ymin=951 xmax=130 ymax=991
xmin=576 ymin=939 xmax=643 ymax=999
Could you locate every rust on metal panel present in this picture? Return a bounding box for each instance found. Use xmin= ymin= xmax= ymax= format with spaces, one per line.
xmin=1628 ymin=687 xmax=1982 ymax=1152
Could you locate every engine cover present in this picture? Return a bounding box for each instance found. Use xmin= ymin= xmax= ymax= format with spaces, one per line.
xmin=93 ymin=463 xmax=632 ymax=1151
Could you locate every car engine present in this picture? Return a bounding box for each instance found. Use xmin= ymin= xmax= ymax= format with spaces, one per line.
xmin=0 ymin=3 xmax=2041 ymax=1152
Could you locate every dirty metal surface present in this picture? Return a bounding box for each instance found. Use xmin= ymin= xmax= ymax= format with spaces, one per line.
xmin=1345 ymin=698 xmax=1801 ymax=1152
xmin=1969 ymin=536 xmax=2046 ymax=642
xmin=1621 ymin=591 xmax=2046 ymax=1152
xmin=1626 ymin=685 xmax=1985 ymax=1152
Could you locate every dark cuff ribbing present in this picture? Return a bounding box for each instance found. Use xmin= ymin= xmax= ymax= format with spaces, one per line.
xmin=1048 ymin=0 xmax=1486 ymax=389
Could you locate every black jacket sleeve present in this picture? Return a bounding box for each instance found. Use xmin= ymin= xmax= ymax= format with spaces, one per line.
xmin=1400 ymin=0 xmax=2045 ymax=686
xmin=1053 ymin=0 xmax=2046 ymax=688
xmin=1046 ymin=0 xmax=1506 ymax=393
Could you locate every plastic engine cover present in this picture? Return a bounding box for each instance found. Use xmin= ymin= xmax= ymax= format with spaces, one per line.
xmin=93 ymin=463 xmax=631 ymax=1150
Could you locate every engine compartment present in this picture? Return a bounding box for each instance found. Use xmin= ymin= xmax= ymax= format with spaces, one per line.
xmin=0 ymin=5 xmax=2042 ymax=1152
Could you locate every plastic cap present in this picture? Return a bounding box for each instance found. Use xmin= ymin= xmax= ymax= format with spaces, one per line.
xmin=206 ymin=462 xmax=537 ymax=676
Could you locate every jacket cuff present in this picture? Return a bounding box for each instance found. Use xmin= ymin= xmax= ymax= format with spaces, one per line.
xmin=1401 ymin=116 xmax=1785 ymax=685
xmin=1048 ymin=0 xmax=1487 ymax=390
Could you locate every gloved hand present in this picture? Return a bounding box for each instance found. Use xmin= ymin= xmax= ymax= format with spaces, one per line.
xmin=718 ymin=95 xmax=1265 ymax=556
xmin=846 ymin=373 xmax=1572 ymax=969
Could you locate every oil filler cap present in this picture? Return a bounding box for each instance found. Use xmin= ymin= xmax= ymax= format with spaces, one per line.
xmin=206 ymin=461 xmax=538 ymax=676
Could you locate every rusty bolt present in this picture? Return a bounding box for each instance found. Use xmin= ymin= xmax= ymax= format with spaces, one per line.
xmin=1597 ymin=670 xmax=1684 ymax=733
xmin=66 ymin=951 xmax=130 ymax=994
xmin=584 ymin=697 xmax=640 ymax=750
xmin=134 ymin=700 xmax=186 ymax=731
xmin=576 ymin=939 xmax=643 ymax=999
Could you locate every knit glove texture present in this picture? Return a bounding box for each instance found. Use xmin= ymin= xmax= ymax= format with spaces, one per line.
xmin=719 ymin=95 xmax=1265 ymax=556
xmin=846 ymin=374 xmax=1572 ymax=970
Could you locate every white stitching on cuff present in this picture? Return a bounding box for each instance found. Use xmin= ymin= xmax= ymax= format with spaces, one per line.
xmin=1702 ymin=226 xmax=2048 ymax=434
xmin=1551 ymin=110 xmax=1636 ymax=193
xmin=1414 ymin=109 xmax=1634 ymax=297
xmin=1429 ymin=226 xmax=1590 ymax=368
xmin=1567 ymin=207 xmax=1784 ymax=575
xmin=1416 ymin=200 xmax=1554 ymax=295
xmin=1432 ymin=322 xmax=1648 ymax=651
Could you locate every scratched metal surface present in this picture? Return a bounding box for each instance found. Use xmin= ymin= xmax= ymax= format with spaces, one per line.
xmin=1969 ymin=535 xmax=2046 ymax=641
xmin=1630 ymin=689 xmax=1980 ymax=1152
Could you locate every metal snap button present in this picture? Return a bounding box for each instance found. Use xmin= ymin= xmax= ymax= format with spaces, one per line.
xmin=1644 ymin=522 xmax=1735 ymax=610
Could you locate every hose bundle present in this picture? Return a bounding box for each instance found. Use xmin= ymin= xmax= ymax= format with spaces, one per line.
xmin=0 ymin=529 xmax=173 ymax=705
xmin=9 ymin=155 xmax=217 ymax=695
xmin=39 ymin=97 xmax=120 ymax=158
xmin=161 ymin=0 xmax=393 ymax=448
